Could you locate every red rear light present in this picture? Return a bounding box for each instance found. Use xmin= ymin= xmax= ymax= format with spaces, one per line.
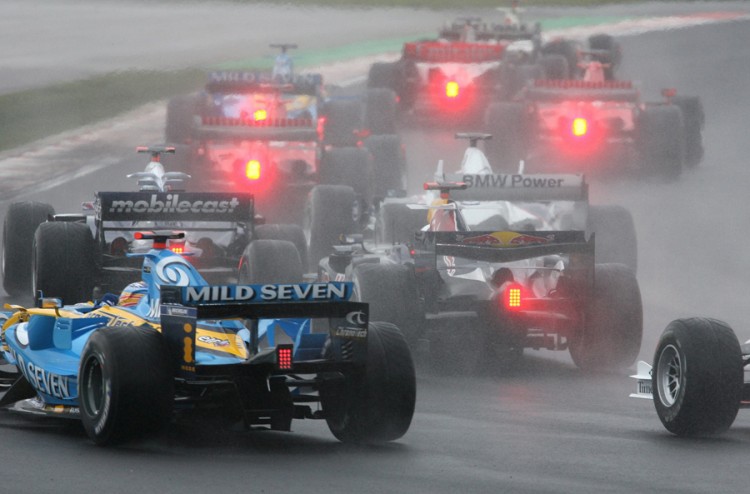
xmin=571 ymin=118 xmax=588 ymax=137
xmin=503 ymin=283 xmax=524 ymax=311
xmin=246 ymin=160 xmax=261 ymax=180
xmin=445 ymin=81 xmax=460 ymax=98
xmin=277 ymin=345 xmax=293 ymax=370
xmin=254 ymin=109 xmax=267 ymax=122
xmin=170 ymin=245 xmax=184 ymax=254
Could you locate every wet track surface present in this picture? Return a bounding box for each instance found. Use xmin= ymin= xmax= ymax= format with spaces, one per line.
xmin=2 ymin=4 xmax=750 ymax=493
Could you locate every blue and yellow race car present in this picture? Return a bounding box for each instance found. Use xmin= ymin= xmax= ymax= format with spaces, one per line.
xmin=0 ymin=231 xmax=415 ymax=445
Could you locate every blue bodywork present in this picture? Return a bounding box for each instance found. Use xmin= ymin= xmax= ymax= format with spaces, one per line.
xmin=0 ymin=241 xmax=356 ymax=412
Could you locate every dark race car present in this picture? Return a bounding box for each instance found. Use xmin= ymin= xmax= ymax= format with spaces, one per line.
xmin=485 ymin=66 xmax=705 ymax=179
xmin=316 ymin=134 xmax=642 ymax=373
xmin=0 ymin=230 xmax=415 ymax=445
xmin=2 ymin=146 xmax=309 ymax=304
xmin=165 ymin=44 xmax=406 ymax=225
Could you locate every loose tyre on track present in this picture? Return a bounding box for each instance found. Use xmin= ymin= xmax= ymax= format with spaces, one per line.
xmin=2 ymin=201 xmax=54 ymax=297
xmin=652 ymin=318 xmax=743 ymax=436
xmin=321 ymin=321 xmax=416 ymax=443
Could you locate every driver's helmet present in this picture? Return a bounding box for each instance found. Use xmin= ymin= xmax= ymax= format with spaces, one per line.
xmin=118 ymin=281 xmax=148 ymax=307
xmin=272 ymin=53 xmax=294 ymax=82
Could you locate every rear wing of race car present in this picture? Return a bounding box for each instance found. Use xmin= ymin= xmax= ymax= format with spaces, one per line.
xmin=525 ymin=79 xmax=639 ymax=103
xmin=403 ymin=41 xmax=505 ymax=63
xmin=421 ymin=230 xmax=594 ymax=264
xmin=205 ymin=71 xmax=322 ymax=95
xmin=159 ymin=282 xmax=368 ymax=377
xmin=95 ymin=191 xmax=254 ymax=225
xmin=443 ymin=173 xmax=588 ymax=202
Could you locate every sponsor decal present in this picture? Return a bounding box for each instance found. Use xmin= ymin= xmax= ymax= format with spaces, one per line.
xmin=108 ymin=194 xmax=240 ymax=215
xmin=14 ymin=322 xmax=29 ymax=347
xmin=183 ymin=282 xmax=351 ymax=304
xmin=345 ymin=311 xmax=367 ymax=326
xmin=208 ymin=71 xmax=322 ymax=87
xmin=198 ymin=335 xmax=230 ymax=347
xmin=12 ymin=349 xmax=71 ymax=400
xmin=404 ymin=41 xmax=503 ymax=62
xmin=462 ymin=231 xmax=551 ymax=247
xmin=333 ymin=327 xmax=368 ymax=339
xmin=462 ymin=174 xmax=569 ymax=189
xmin=155 ymin=257 xmax=192 ymax=286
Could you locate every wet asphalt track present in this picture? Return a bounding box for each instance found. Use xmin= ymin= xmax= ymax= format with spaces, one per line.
xmin=2 ymin=3 xmax=750 ymax=494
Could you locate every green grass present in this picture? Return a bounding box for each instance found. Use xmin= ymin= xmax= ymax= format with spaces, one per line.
xmin=0 ymin=2 xmax=658 ymax=152
xmin=0 ymin=69 xmax=205 ymax=152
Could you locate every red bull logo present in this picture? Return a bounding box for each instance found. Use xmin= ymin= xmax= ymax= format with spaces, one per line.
xmin=462 ymin=231 xmax=551 ymax=247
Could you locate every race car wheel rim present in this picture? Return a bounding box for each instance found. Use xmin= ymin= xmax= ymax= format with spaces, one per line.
xmin=81 ymin=355 xmax=105 ymax=417
xmin=656 ymin=344 xmax=683 ymax=407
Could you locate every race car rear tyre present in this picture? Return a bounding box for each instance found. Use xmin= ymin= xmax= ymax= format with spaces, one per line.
xmin=587 ymin=205 xmax=638 ymax=272
xmin=79 ymin=325 xmax=173 ymax=445
xmin=165 ymin=93 xmax=198 ymax=144
xmin=2 ymin=201 xmax=54 ymax=297
xmin=638 ymin=105 xmax=685 ymax=181
xmin=352 ymin=263 xmax=423 ymax=344
xmin=376 ymin=202 xmax=427 ymax=244
xmin=254 ymin=224 xmax=308 ymax=273
xmin=569 ymin=263 xmax=642 ymax=371
xmin=319 ymin=147 xmax=373 ymax=200
xmin=305 ymin=185 xmax=357 ymax=272
xmin=671 ymin=96 xmax=705 ymax=168
xmin=587 ymin=34 xmax=621 ymax=78
xmin=541 ymin=39 xmax=579 ymax=78
xmin=365 ymin=88 xmax=398 ymax=135
xmin=539 ymin=54 xmax=570 ymax=80
xmin=322 ymin=321 xmax=416 ymax=443
xmin=364 ymin=135 xmax=407 ymax=199
xmin=484 ymin=102 xmax=527 ymax=172
xmin=238 ymin=239 xmax=303 ymax=284
xmin=32 ymin=221 xmax=95 ymax=304
xmin=367 ymin=61 xmax=399 ymax=90
xmin=652 ymin=318 xmax=742 ymax=436
xmin=511 ymin=64 xmax=544 ymax=96
xmin=323 ymin=99 xmax=363 ymax=147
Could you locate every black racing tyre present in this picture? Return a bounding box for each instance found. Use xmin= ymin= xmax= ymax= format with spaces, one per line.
xmin=165 ymin=93 xmax=198 ymax=144
xmin=638 ymin=105 xmax=685 ymax=181
xmin=254 ymin=224 xmax=308 ymax=273
xmin=587 ymin=34 xmax=621 ymax=78
xmin=376 ymin=202 xmax=426 ymax=244
xmin=323 ymin=99 xmax=363 ymax=147
xmin=238 ymin=239 xmax=303 ymax=284
xmin=79 ymin=325 xmax=173 ymax=445
xmin=569 ymin=263 xmax=642 ymax=371
xmin=352 ymin=263 xmax=423 ymax=344
xmin=587 ymin=205 xmax=638 ymax=273
xmin=2 ymin=201 xmax=54 ymax=297
xmin=541 ymin=39 xmax=579 ymax=78
xmin=365 ymin=88 xmax=398 ymax=135
xmin=322 ymin=321 xmax=416 ymax=443
xmin=484 ymin=102 xmax=527 ymax=172
xmin=305 ymin=185 xmax=357 ymax=272
xmin=539 ymin=54 xmax=570 ymax=80
xmin=671 ymin=96 xmax=705 ymax=168
xmin=319 ymin=147 xmax=373 ymax=200
xmin=652 ymin=318 xmax=742 ymax=436
xmin=363 ymin=135 xmax=407 ymax=199
xmin=32 ymin=222 xmax=95 ymax=304
xmin=367 ymin=61 xmax=399 ymax=90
